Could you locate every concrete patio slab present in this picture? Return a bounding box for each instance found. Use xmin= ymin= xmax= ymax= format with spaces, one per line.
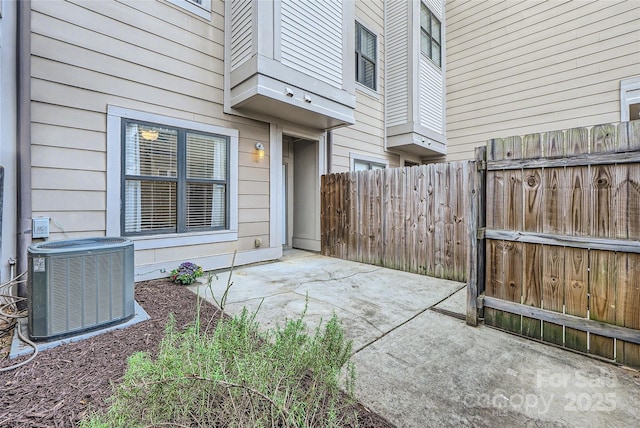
xmin=353 ymin=310 xmax=640 ymax=427
xmin=191 ymin=249 xmax=464 ymax=350
xmin=190 ymin=250 xmax=640 ymax=427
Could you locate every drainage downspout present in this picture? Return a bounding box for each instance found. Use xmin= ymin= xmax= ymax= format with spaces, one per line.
xmin=16 ymin=0 xmax=31 ymax=302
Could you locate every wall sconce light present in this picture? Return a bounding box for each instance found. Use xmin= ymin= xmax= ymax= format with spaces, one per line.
xmin=140 ymin=129 xmax=159 ymax=141
xmin=255 ymin=142 xmax=265 ymax=160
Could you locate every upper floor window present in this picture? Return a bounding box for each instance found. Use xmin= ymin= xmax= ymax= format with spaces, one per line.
xmin=420 ymin=3 xmax=441 ymax=67
xmin=355 ymin=22 xmax=377 ymax=90
xmin=122 ymin=120 xmax=229 ymax=235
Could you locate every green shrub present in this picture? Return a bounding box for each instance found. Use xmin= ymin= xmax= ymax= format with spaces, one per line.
xmin=81 ymin=309 xmax=357 ymax=427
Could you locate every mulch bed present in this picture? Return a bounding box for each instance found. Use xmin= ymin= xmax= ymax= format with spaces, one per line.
xmin=0 ymin=279 xmax=393 ymax=427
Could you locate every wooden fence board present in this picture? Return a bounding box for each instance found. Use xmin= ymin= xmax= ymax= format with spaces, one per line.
xmin=542 ymin=245 xmax=564 ymax=346
xmin=566 ymin=127 xmax=590 ymax=156
xmin=522 ymin=243 xmax=543 ymax=339
xmin=367 ymin=169 xmax=382 ymax=265
xmin=617 ymin=253 xmax=640 ymax=367
xmin=523 ymin=162 xmax=543 ymax=338
xmin=505 ymin=169 xmax=523 ymax=231
xmin=523 ymin=133 xmax=541 ymax=159
xmin=592 ymin=123 xmax=616 ymax=153
xmin=484 ymin=240 xmax=503 ymax=327
xmin=454 ymin=163 xmax=467 ymax=281
xmin=418 ymin=165 xmax=428 ymax=276
xmin=468 ymin=147 xmax=484 ymax=326
xmin=348 ymin=172 xmax=357 ymax=260
xmin=564 ymin=247 xmax=588 ymax=352
xmin=566 ymin=164 xmax=590 ymax=236
xmin=543 ymin=130 xmax=565 ymax=157
xmin=425 ymin=165 xmax=435 ymax=276
xmin=357 ymin=171 xmax=365 ymax=263
xmin=591 ymin=164 xmax=615 ymax=238
xmin=628 ymin=164 xmax=640 ymax=240
xmin=382 ymin=168 xmax=392 ymax=267
xmin=444 ymin=164 xmax=454 ymax=278
xmin=397 ymin=168 xmax=407 ymax=271
xmin=589 ymin=250 xmax=616 ymax=360
xmin=543 ymin=168 xmax=563 ymax=234
xmin=336 ymin=173 xmax=344 ymax=259
xmin=501 ymin=241 xmax=523 ymax=333
xmin=434 ymin=163 xmax=446 ymax=278
xmin=485 ymin=138 xmax=506 ymax=326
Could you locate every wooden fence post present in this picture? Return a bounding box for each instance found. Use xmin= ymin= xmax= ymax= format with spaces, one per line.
xmin=467 ymin=146 xmax=486 ymax=326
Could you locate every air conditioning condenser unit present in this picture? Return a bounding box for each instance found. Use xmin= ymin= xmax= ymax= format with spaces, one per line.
xmin=27 ymin=237 xmax=135 ymax=341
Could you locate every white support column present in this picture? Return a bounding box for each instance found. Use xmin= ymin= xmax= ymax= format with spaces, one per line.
xmin=269 ymin=123 xmax=283 ymax=250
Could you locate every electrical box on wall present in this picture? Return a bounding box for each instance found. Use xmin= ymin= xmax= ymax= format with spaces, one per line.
xmin=32 ymin=217 xmax=50 ymax=239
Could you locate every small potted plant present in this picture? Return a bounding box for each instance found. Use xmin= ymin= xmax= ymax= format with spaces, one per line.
xmin=170 ymin=261 xmax=204 ymax=285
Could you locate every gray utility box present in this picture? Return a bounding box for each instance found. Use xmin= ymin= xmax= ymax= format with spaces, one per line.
xmin=27 ymin=237 xmax=135 ymax=341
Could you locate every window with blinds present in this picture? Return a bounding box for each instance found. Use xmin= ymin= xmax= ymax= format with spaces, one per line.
xmin=355 ymin=22 xmax=376 ymax=90
xmin=123 ymin=120 xmax=228 ymax=235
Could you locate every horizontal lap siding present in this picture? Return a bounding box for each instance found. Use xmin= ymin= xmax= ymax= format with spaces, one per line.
xmin=331 ymin=0 xmax=418 ymax=172
xmin=445 ymin=0 xmax=640 ymax=161
xmin=31 ymin=0 xmax=270 ymax=262
xmin=280 ymin=0 xmax=343 ymax=88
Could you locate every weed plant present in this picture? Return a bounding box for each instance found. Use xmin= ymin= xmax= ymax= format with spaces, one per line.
xmin=81 ymin=301 xmax=357 ymax=427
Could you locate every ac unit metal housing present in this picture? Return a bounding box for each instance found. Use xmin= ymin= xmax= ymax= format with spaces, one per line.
xmin=27 ymin=237 xmax=135 ymax=341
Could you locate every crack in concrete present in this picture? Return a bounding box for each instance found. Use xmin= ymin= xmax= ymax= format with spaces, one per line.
xmin=304 ymin=267 xmax=385 ymax=284
xmin=288 ymin=290 xmax=385 ymax=335
xmin=352 ymin=283 xmax=467 ymax=355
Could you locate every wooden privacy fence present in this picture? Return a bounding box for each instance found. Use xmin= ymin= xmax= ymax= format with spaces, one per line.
xmin=320 ymin=162 xmax=475 ymax=283
xmin=476 ymin=120 xmax=640 ymax=368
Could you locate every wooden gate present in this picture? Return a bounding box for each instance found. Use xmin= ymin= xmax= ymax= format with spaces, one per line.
xmin=478 ymin=121 xmax=640 ymax=368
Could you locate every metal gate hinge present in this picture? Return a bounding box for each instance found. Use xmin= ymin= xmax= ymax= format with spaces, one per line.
xmin=477 ymin=160 xmax=487 ymax=171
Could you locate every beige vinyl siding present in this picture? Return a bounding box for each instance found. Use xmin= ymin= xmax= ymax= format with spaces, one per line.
xmin=280 ymin=0 xmax=343 ymax=88
xmin=30 ymin=0 xmax=272 ymax=271
xmin=332 ymin=0 xmax=420 ymax=173
xmin=445 ymin=0 xmax=640 ymax=161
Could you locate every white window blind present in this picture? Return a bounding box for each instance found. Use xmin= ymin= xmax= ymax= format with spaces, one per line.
xmin=123 ymin=121 xmax=228 ymax=235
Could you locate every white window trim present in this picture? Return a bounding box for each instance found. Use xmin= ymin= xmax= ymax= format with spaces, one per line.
xmin=165 ymin=0 xmax=211 ymax=20
xmin=621 ymin=77 xmax=640 ymax=122
xmin=349 ymin=152 xmax=389 ymax=171
xmin=106 ymin=106 xmax=238 ymax=250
